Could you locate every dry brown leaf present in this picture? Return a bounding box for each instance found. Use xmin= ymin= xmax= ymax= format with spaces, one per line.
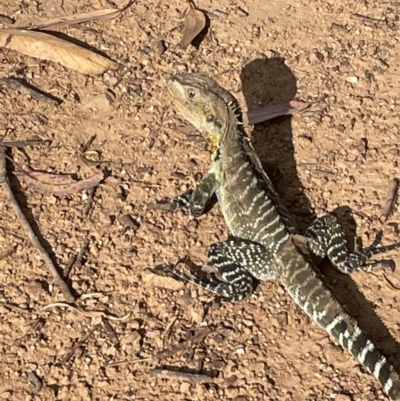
xmin=381 ymin=178 xmax=399 ymax=222
xmin=31 ymin=0 xmax=135 ymax=30
xmin=43 ymin=302 xmax=131 ymax=321
xmin=180 ymin=0 xmax=206 ymax=49
xmin=0 ymin=29 xmax=119 ymax=75
xmin=245 ymin=100 xmax=310 ymax=125
xmin=22 ymin=169 xmax=104 ymax=196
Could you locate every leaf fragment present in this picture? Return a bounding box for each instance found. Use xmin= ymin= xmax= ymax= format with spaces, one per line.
xmin=244 ymin=100 xmax=310 ymax=125
xmin=381 ymin=178 xmax=399 ymax=222
xmin=0 ymin=29 xmax=119 ymax=75
xmin=30 ymin=0 xmax=135 ymax=30
xmin=21 ymin=169 xmax=104 ymax=196
xmin=180 ymin=0 xmax=206 ymax=49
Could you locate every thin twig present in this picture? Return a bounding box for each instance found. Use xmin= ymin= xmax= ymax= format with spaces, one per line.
xmin=107 ymin=357 xmax=152 ymax=367
xmin=0 ymin=146 xmax=75 ymax=303
xmin=63 ymin=238 xmax=89 ymax=277
xmin=163 ymin=314 xmax=179 ymax=349
xmin=82 ymin=186 xmax=96 ymax=217
xmin=102 ymin=318 xmax=119 ymax=345
xmin=351 ymin=13 xmax=386 ymax=24
xmin=0 ymin=139 xmax=50 ymax=148
xmin=156 ymin=327 xmax=211 ymax=361
xmin=61 ymin=324 xmax=100 ymax=364
xmin=150 ymin=369 xmax=214 ymax=383
xmin=0 ymin=77 xmax=61 ymax=106
xmin=106 ymin=327 xmax=211 ymax=367
xmin=0 ymin=301 xmax=31 ymax=314
xmin=80 ymin=135 xmax=97 ymax=153
xmin=383 ymin=273 xmax=400 ymax=291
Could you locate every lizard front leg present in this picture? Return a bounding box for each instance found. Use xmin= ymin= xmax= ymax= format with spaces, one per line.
xmin=152 ymin=169 xmax=218 ymax=218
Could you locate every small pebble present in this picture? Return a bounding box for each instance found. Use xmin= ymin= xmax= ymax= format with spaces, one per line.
xmin=154 ymin=40 xmax=166 ymax=56
xmin=309 ymin=51 xmax=324 ymax=64
xmin=346 ymin=75 xmax=359 ymax=83
xmin=236 ymin=6 xmax=249 ymax=17
xmin=376 ymin=58 xmax=389 ymax=69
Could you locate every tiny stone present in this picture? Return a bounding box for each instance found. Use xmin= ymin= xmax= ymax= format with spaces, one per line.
xmin=309 ymin=51 xmax=324 ymax=64
xmin=346 ymin=75 xmax=358 ymax=83
xmin=225 ymin=375 xmax=238 ymax=385
xmin=118 ymin=214 xmax=140 ymax=232
xmin=375 ymin=58 xmax=389 ymax=69
xmin=154 ymin=40 xmax=166 ymax=56
xmin=242 ymin=319 xmax=254 ymax=327
xmin=334 ymin=395 xmax=351 ymax=401
xmin=236 ymin=6 xmax=249 ymax=17
xmin=187 ymin=219 xmax=198 ymax=232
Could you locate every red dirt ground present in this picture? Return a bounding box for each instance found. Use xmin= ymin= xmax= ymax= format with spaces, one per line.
xmin=1 ymin=1 xmax=400 ymax=400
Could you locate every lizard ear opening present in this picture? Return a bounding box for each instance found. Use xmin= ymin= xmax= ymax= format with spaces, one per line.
xmin=186 ymin=89 xmax=198 ymax=99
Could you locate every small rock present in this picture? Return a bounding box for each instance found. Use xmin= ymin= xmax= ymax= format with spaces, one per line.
xmin=225 ymin=375 xmax=238 ymax=385
xmin=334 ymin=394 xmax=351 ymax=401
xmin=118 ymin=214 xmax=140 ymax=232
xmin=376 ymin=58 xmax=389 ymax=69
xmin=242 ymin=319 xmax=254 ymax=327
xmin=236 ymin=6 xmax=249 ymax=17
xmin=346 ymin=75 xmax=359 ymax=83
xmin=309 ymin=51 xmax=324 ymax=64
xmin=154 ymin=40 xmax=166 ymax=56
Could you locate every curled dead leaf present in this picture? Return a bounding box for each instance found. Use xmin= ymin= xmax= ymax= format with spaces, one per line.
xmin=244 ymin=100 xmax=310 ymax=125
xmin=21 ymin=169 xmax=104 ymax=196
xmin=381 ymin=178 xmax=399 ymax=222
xmin=383 ymin=273 xmax=400 ymax=291
xmin=180 ymin=0 xmax=206 ymax=49
xmin=0 ymin=29 xmax=120 ymax=75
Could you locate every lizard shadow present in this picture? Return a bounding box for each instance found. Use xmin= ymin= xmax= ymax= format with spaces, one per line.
xmin=240 ymin=57 xmax=400 ymax=372
xmin=240 ymin=57 xmax=313 ymax=229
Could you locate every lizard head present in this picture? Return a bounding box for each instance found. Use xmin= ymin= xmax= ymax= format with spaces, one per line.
xmin=167 ymin=73 xmax=242 ymax=152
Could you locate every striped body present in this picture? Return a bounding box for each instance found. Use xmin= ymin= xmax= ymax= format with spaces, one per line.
xmin=278 ymin=239 xmax=400 ymax=399
xmin=165 ymin=73 xmax=400 ymax=400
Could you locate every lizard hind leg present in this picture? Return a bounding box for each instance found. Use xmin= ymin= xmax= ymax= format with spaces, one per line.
xmin=163 ymin=255 xmax=254 ymax=302
xmin=164 ymin=238 xmax=276 ymax=302
xmin=305 ymin=214 xmax=400 ymax=273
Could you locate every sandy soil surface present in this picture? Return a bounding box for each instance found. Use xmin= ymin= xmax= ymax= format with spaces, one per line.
xmin=1 ymin=0 xmax=400 ymax=400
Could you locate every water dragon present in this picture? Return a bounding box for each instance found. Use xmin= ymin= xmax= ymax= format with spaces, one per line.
xmin=157 ymin=72 xmax=400 ymax=400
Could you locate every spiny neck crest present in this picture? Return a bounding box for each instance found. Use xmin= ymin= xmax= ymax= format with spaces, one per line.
xmin=207 ymin=97 xmax=246 ymax=154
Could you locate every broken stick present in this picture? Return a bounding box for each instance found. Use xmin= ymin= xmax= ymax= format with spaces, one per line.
xmin=0 ymin=146 xmax=75 ymax=303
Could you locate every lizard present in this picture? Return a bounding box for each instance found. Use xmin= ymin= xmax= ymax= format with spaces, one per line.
xmin=158 ymin=72 xmax=400 ymax=400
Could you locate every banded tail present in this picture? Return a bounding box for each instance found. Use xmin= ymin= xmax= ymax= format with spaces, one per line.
xmin=278 ymin=239 xmax=400 ymax=400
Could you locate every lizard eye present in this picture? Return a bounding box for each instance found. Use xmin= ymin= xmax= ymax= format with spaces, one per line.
xmin=206 ymin=114 xmax=215 ymax=123
xmin=186 ymin=89 xmax=197 ymax=99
